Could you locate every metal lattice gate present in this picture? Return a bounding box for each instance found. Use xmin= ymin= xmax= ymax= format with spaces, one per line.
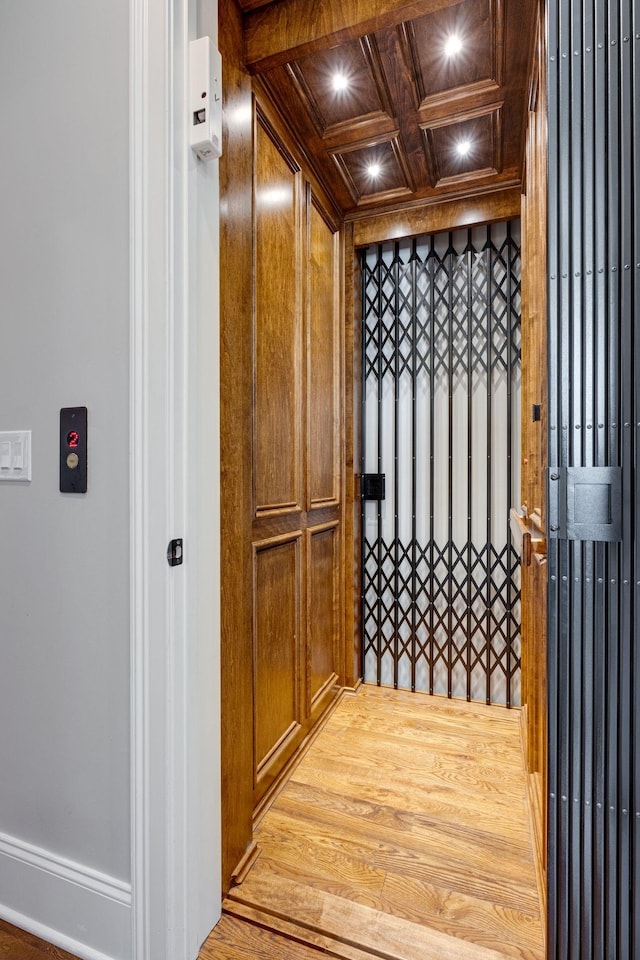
xmin=360 ymin=222 xmax=522 ymax=705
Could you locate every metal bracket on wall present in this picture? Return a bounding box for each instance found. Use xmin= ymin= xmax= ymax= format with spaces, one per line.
xmin=361 ymin=473 xmax=385 ymax=501
xmin=547 ymin=466 xmax=622 ymax=542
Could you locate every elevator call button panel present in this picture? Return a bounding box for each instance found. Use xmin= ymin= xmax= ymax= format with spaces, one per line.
xmin=60 ymin=407 xmax=87 ymax=493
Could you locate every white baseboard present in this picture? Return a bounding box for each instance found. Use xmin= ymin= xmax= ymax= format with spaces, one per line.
xmin=0 ymin=832 xmax=131 ymax=960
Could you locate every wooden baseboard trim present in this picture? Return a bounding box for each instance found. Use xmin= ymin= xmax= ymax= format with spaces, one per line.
xmin=520 ymin=709 xmax=547 ymax=941
xmin=230 ymin=840 xmax=261 ymax=888
xmin=528 ymin=771 xmax=547 ymax=923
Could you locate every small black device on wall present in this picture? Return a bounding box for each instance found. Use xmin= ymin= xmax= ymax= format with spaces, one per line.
xmin=361 ymin=473 xmax=386 ymax=501
xmin=60 ymin=407 xmax=88 ymax=493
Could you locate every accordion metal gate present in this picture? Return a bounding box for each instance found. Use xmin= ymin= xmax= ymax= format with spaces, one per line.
xmin=360 ymin=222 xmax=522 ymax=705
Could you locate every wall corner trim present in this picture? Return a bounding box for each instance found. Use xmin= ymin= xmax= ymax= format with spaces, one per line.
xmin=130 ymin=0 xmax=221 ymax=958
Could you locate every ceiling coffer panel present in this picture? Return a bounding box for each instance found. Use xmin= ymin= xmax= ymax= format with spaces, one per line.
xmin=286 ymin=36 xmax=394 ymax=139
xmin=422 ymin=105 xmax=502 ymax=186
xmin=331 ymin=135 xmax=415 ymax=205
xmin=401 ymin=0 xmax=503 ymax=110
xmin=246 ymin=0 xmax=536 ymax=218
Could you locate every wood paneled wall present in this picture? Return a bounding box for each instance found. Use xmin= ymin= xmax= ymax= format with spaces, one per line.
xmin=250 ymin=100 xmax=344 ymax=812
xmin=519 ymin=0 xmax=547 ymax=913
xmin=220 ymin=0 xmax=345 ymax=892
xmin=220 ymin=0 xmax=255 ymax=896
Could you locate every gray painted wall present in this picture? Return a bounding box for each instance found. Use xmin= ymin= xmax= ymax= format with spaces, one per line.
xmin=0 ymin=0 xmax=131 ymax=882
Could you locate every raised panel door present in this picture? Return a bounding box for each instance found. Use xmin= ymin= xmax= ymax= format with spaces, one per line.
xmin=254 ymin=114 xmax=303 ymax=516
xmin=253 ymin=534 xmax=302 ymax=782
xmin=308 ymin=199 xmax=340 ymax=507
xmin=307 ymin=523 xmax=339 ymax=705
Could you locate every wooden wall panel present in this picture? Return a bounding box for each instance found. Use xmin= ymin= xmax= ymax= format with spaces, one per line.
xmin=307 ymin=523 xmax=339 ymax=704
xmin=254 ymin=115 xmax=302 ymax=515
xmin=220 ymin=0 xmax=256 ymax=893
xmin=308 ymin=200 xmax=340 ymax=507
xmin=251 ymin=98 xmax=344 ymax=814
xmin=343 ymin=222 xmax=363 ymax=687
xmin=221 ymin=7 xmax=345 ymax=888
xmin=351 ymin=186 xmax=521 ymax=245
xmin=519 ymin=0 xmax=547 ymax=917
xmin=520 ymin=1 xmax=547 ymax=783
xmin=520 ymin=16 xmax=547 ymax=529
xmin=254 ymin=535 xmax=302 ymax=776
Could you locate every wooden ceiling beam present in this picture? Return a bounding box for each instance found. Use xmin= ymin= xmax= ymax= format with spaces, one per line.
xmin=244 ymin=0 xmax=462 ymax=73
xmin=349 ymin=185 xmax=521 ymax=245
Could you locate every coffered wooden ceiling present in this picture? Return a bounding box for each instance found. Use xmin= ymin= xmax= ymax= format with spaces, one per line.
xmin=239 ymin=0 xmax=537 ymax=219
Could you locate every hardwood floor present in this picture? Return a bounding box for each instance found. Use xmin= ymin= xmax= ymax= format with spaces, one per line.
xmin=1 ymin=687 xmax=544 ymax=960
xmin=0 ymin=919 xmax=79 ymax=960
xmin=206 ymin=685 xmax=545 ymax=960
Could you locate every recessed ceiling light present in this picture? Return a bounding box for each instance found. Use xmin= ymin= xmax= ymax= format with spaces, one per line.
xmin=444 ymin=34 xmax=463 ymax=57
xmin=332 ymin=73 xmax=349 ymax=92
xmin=456 ymin=140 xmax=472 ymax=157
xmin=367 ymin=163 xmax=382 ymax=178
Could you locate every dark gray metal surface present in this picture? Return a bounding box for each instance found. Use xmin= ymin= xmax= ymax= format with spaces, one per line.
xmin=548 ymin=466 xmax=623 ymax=541
xmin=547 ymin=0 xmax=638 ymax=955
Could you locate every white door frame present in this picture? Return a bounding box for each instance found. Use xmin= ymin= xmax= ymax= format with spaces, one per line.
xmin=130 ymin=0 xmax=221 ymax=957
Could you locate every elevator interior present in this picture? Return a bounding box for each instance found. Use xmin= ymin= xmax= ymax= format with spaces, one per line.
xmin=219 ymin=0 xmax=548 ymax=948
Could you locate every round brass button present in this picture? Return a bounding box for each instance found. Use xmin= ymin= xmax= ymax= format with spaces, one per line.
xmin=67 ymin=453 xmax=79 ymax=469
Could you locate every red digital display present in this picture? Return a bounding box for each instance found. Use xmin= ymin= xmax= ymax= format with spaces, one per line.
xmin=67 ymin=430 xmax=80 ymax=448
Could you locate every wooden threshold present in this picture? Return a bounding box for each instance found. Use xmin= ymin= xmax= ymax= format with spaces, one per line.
xmin=206 ymin=685 xmax=545 ymax=960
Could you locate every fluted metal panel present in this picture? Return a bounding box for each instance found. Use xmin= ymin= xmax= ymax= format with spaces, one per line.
xmin=547 ymin=0 xmax=639 ymax=955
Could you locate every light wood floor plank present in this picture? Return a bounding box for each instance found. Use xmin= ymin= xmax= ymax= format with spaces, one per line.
xmin=289 ymin=763 xmax=531 ymax=839
xmin=221 ymin=902 xmax=389 ymax=960
xmin=200 ymin=913 xmax=334 ymax=960
xmin=234 ymin=853 xmax=544 ymax=960
xmin=380 ymin=873 xmax=545 ymax=959
xmin=345 ymin=686 xmax=521 ymax=727
xmin=230 ymin=866 xmax=522 ymax=960
xmin=268 ymin=790 xmax=534 ymax=876
xmin=255 ymin=809 xmax=540 ymax=916
xmin=299 ymin=739 xmax=527 ymax=806
xmin=274 ymin=778 xmax=532 ymax=855
xmin=328 ymin=709 xmax=524 ymax=764
xmin=337 ymin=688 xmax=521 ymax=726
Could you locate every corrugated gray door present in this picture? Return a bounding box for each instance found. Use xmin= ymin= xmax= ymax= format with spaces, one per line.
xmin=547 ymin=0 xmax=639 ymax=955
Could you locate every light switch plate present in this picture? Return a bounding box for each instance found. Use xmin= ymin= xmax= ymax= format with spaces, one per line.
xmin=0 ymin=431 xmax=32 ymax=481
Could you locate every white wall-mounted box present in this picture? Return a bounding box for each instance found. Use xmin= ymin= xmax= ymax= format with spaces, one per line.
xmin=189 ymin=36 xmax=222 ymax=161
xmin=0 ymin=431 xmax=31 ymax=481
